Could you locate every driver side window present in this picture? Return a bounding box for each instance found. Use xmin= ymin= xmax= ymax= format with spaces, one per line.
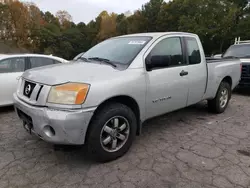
xmin=147 ymin=37 xmax=184 ymax=69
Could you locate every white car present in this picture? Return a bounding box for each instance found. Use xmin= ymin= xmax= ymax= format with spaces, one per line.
xmin=0 ymin=54 xmax=68 ymax=107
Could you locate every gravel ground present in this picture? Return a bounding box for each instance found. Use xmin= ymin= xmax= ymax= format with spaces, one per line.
xmin=0 ymin=93 xmax=250 ymax=188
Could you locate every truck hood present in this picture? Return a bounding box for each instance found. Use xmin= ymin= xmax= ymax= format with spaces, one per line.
xmin=22 ymin=62 xmax=121 ymax=85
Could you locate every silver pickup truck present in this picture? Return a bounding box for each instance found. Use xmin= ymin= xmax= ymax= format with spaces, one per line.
xmin=13 ymin=32 xmax=241 ymax=162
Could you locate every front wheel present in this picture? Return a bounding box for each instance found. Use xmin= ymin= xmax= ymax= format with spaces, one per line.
xmin=86 ymin=103 xmax=137 ymax=162
xmin=208 ymin=82 xmax=231 ymax=114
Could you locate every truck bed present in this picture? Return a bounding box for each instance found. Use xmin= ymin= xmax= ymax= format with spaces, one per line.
xmin=206 ymin=57 xmax=239 ymax=63
xmin=203 ymin=58 xmax=241 ymax=100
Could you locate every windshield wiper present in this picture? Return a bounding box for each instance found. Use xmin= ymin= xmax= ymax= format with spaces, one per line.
xmin=78 ymin=57 xmax=90 ymax=62
xmin=88 ymin=57 xmax=117 ymax=68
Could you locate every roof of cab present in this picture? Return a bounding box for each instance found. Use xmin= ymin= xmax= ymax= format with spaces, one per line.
xmin=115 ymin=32 xmax=198 ymax=38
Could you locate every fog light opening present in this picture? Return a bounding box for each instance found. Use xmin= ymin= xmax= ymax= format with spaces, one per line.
xmin=43 ymin=125 xmax=55 ymax=137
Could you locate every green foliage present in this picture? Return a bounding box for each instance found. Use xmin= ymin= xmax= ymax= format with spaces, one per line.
xmin=116 ymin=14 xmax=128 ymax=35
xmin=1 ymin=0 xmax=250 ymax=59
xmin=142 ymin=0 xmax=164 ymax=31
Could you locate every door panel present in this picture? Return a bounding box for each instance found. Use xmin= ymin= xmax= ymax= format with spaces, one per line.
xmin=0 ymin=72 xmax=23 ymax=106
xmin=0 ymin=57 xmax=25 ymax=106
xmin=146 ymin=67 xmax=189 ymax=118
xmin=186 ymin=64 xmax=207 ymax=105
xmin=145 ymin=37 xmax=189 ymax=119
xmin=184 ymin=37 xmax=207 ymax=105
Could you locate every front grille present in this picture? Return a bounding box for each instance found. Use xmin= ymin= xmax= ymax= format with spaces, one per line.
xmin=36 ymin=85 xmax=44 ymax=101
xmin=240 ymin=64 xmax=250 ymax=85
xmin=242 ymin=64 xmax=248 ymax=76
xmin=20 ymin=79 xmax=45 ymax=102
xmin=18 ymin=78 xmax=48 ymax=105
xmin=23 ymin=81 xmax=36 ymax=98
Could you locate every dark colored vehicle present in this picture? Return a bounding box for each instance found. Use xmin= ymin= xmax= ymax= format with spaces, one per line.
xmin=223 ymin=42 xmax=250 ymax=88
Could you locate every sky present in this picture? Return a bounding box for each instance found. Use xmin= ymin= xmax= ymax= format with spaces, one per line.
xmin=21 ymin=0 xmax=151 ymax=24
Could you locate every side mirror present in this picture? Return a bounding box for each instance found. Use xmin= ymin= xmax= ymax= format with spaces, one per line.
xmin=146 ymin=55 xmax=170 ymax=71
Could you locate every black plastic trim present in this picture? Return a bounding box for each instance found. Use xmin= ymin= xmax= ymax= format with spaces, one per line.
xmin=36 ymin=85 xmax=44 ymax=101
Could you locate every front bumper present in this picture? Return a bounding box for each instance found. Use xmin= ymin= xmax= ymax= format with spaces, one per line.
xmin=13 ymin=93 xmax=95 ymax=145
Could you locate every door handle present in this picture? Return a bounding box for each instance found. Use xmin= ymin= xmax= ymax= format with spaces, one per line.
xmin=180 ymin=70 xmax=188 ymax=76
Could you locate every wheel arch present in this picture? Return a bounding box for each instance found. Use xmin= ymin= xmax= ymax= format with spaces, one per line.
xmin=208 ymin=75 xmax=232 ymax=113
xmin=86 ymin=95 xmax=142 ymax=141
xmin=221 ymin=76 xmax=232 ymax=89
xmin=211 ymin=76 xmax=232 ymax=101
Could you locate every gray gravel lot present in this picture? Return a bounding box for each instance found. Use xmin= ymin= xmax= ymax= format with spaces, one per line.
xmin=0 ymin=93 xmax=250 ymax=188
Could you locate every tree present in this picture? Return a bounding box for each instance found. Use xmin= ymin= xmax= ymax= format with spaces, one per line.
xmin=8 ymin=1 xmax=30 ymax=46
xmin=97 ymin=12 xmax=117 ymax=41
xmin=116 ymin=14 xmax=128 ymax=35
xmin=25 ymin=3 xmax=42 ymax=51
xmin=35 ymin=23 xmax=61 ymax=55
xmin=42 ymin=11 xmax=60 ymax=26
xmin=141 ymin=0 xmax=164 ymax=31
xmin=156 ymin=0 xmax=182 ymax=32
xmin=155 ymin=0 xmax=241 ymax=53
xmin=0 ymin=2 xmax=11 ymax=40
xmin=86 ymin=20 xmax=99 ymax=46
xmin=127 ymin=10 xmax=147 ymax=33
xmin=1 ymin=0 xmax=250 ymax=58
xmin=61 ymin=27 xmax=88 ymax=59
xmin=56 ymin=10 xmax=72 ymax=29
xmin=176 ymin=0 xmax=239 ymax=53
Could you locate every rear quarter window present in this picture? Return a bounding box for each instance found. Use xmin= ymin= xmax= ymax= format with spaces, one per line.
xmin=185 ymin=37 xmax=201 ymax=65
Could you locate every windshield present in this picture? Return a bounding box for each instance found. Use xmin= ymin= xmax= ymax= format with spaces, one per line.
xmin=223 ymin=44 xmax=250 ymax=58
xmin=82 ymin=36 xmax=152 ymax=64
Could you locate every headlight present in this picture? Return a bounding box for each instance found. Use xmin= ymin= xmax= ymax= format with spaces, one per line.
xmin=47 ymin=83 xmax=90 ymax=105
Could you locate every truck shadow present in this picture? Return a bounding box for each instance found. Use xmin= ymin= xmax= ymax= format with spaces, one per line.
xmin=5 ymin=101 xmax=221 ymax=166
xmin=233 ymin=88 xmax=250 ymax=96
xmin=144 ymin=102 xmax=208 ymax=126
xmin=0 ymin=106 xmax=14 ymax=114
xmin=141 ymin=101 xmax=212 ymax=137
xmin=50 ymin=101 xmax=212 ymax=164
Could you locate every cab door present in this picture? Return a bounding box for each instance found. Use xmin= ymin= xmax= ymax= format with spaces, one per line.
xmin=145 ymin=36 xmax=189 ymax=119
xmin=183 ymin=36 xmax=207 ymax=105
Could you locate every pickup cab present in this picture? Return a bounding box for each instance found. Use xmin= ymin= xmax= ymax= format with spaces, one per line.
xmin=13 ymin=32 xmax=241 ymax=162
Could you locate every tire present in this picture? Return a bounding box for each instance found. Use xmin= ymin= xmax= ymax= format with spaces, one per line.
xmin=208 ymin=81 xmax=231 ymax=114
xmin=86 ymin=103 xmax=137 ymax=162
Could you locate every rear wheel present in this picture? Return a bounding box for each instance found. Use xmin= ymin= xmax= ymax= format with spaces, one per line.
xmin=87 ymin=103 xmax=137 ymax=162
xmin=208 ymin=82 xmax=231 ymax=113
